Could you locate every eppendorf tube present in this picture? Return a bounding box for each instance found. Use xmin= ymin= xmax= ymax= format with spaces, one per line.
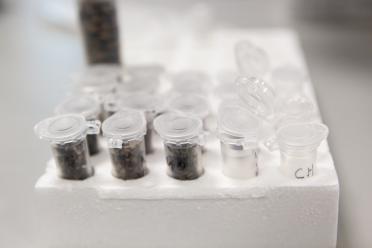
xmin=276 ymin=123 xmax=329 ymax=179
xmin=264 ymin=95 xmax=316 ymax=151
xmin=102 ymin=110 xmax=147 ymax=180
xmin=117 ymin=92 xmax=159 ymax=154
xmin=34 ymin=114 xmax=100 ymax=180
xmin=55 ymin=95 xmax=102 ymax=155
xmin=218 ymin=104 xmax=261 ymax=179
xmin=154 ymin=113 xmax=204 ymax=180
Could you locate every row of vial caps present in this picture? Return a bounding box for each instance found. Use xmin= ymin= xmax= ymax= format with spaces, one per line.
xmin=34 ymin=40 xmax=329 ymax=181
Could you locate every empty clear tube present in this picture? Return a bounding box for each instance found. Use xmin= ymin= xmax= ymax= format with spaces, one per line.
xmin=218 ymin=104 xmax=261 ymax=179
xmin=276 ymin=123 xmax=329 ymax=179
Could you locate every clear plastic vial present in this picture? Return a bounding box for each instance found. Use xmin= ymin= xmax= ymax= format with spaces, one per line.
xmin=154 ymin=113 xmax=204 ymax=180
xmin=276 ymin=123 xmax=329 ymax=179
xmin=55 ymin=95 xmax=102 ymax=155
xmin=218 ymin=104 xmax=261 ymax=179
xmin=103 ymin=92 xmax=160 ymax=154
xmin=264 ymin=95 xmax=316 ymax=151
xmin=102 ymin=110 xmax=148 ymax=180
xmin=34 ymin=114 xmax=100 ymax=180
xmin=78 ymin=0 xmax=121 ymax=64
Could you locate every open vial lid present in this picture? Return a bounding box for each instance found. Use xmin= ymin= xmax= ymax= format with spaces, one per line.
xmin=168 ymin=94 xmax=210 ymax=119
xmin=154 ymin=113 xmax=203 ymax=142
xmin=169 ymin=70 xmax=210 ymax=94
xmin=218 ymin=104 xmax=261 ymax=143
xmin=234 ymin=40 xmax=270 ymax=78
xmin=276 ymin=123 xmax=329 ymax=150
xmin=55 ymin=95 xmax=101 ymax=120
xmin=35 ymin=114 xmax=90 ymax=143
xmin=102 ymin=110 xmax=146 ymax=140
xmin=235 ymin=76 xmax=276 ymax=120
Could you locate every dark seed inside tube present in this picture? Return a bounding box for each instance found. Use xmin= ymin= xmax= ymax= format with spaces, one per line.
xmin=51 ymin=138 xmax=94 ymax=180
xmin=79 ymin=0 xmax=121 ymax=64
xmin=144 ymin=112 xmax=155 ymax=154
xmin=164 ymin=142 xmax=203 ymax=180
xmin=86 ymin=134 xmax=100 ymax=155
xmin=109 ymin=139 xmax=147 ymax=180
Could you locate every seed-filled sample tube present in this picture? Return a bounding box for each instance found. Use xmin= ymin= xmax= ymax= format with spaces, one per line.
xmin=103 ymin=92 xmax=160 ymax=154
xmin=102 ymin=110 xmax=147 ymax=180
xmin=276 ymin=123 xmax=329 ymax=179
xmin=55 ymin=95 xmax=102 ymax=155
xmin=34 ymin=114 xmax=100 ymax=180
xmin=121 ymin=93 xmax=160 ymax=154
xmin=78 ymin=0 xmax=121 ymax=64
xmin=154 ymin=113 xmax=204 ymax=180
xmin=218 ymin=104 xmax=261 ymax=179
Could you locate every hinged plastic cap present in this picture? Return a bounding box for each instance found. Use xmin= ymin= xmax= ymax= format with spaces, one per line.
xmin=34 ymin=114 xmax=88 ymax=143
xmin=169 ymin=94 xmax=209 ymax=119
xmin=235 ymin=40 xmax=270 ymax=78
xmin=218 ymin=104 xmax=261 ymax=141
xmin=235 ymin=76 xmax=276 ymax=120
xmin=102 ymin=110 xmax=146 ymax=140
xmin=55 ymin=95 xmax=100 ymax=120
xmin=277 ymin=123 xmax=329 ymax=150
xmin=154 ymin=113 xmax=202 ymax=141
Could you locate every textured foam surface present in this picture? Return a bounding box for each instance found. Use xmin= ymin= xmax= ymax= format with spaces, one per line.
xmin=34 ymin=28 xmax=339 ymax=248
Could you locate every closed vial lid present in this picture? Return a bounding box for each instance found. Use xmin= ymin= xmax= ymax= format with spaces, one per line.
xmin=55 ymin=95 xmax=100 ymax=120
xmin=218 ymin=104 xmax=261 ymax=143
xmin=277 ymin=123 xmax=329 ymax=150
xmin=154 ymin=113 xmax=202 ymax=142
xmin=34 ymin=114 xmax=88 ymax=143
xmin=235 ymin=76 xmax=276 ymax=120
xmin=102 ymin=110 xmax=146 ymax=140
xmin=168 ymin=94 xmax=209 ymax=119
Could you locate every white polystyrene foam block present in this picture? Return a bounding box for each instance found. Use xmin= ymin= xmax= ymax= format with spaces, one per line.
xmin=34 ymin=28 xmax=339 ymax=248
